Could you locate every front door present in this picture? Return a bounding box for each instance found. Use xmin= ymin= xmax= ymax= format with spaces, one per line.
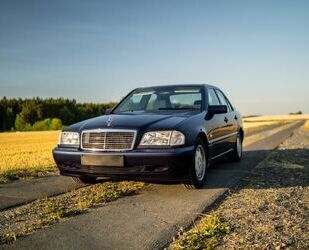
xmin=215 ymin=89 xmax=238 ymax=152
xmin=205 ymin=88 xmax=231 ymax=158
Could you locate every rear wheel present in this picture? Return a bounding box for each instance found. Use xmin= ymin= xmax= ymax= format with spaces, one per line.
xmin=184 ymin=138 xmax=208 ymax=189
xmin=72 ymin=176 xmax=97 ymax=184
xmin=229 ymin=132 xmax=242 ymax=162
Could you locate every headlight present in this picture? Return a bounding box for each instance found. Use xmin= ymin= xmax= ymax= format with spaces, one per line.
xmin=59 ymin=131 xmax=80 ymax=147
xmin=140 ymin=130 xmax=185 ymax=146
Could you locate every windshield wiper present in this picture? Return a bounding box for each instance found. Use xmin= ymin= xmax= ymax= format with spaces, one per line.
xmin=118 ymin=110 xmax=143 ymax=113
xmin=158 ymin=107 xmax=198 ymax=110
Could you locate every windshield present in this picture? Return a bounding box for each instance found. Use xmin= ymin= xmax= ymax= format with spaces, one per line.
xmin=113 ymin=86 xmax=202 ymax=114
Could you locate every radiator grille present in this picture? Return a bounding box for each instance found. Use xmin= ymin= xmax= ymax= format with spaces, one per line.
xmin=81 ymin=130 xmax=136 ymax=151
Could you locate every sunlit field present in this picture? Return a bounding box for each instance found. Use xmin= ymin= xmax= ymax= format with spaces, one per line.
xmin=243 ymin=114 xmax=309 ymax=122
xmin=303 ymin=120 xmax=309 ymax=131
xmin=0 ymin=131 xmax=59 ymax=183
xmin=243 ymin=114 xmax=308 ymax=132
xmin=243 ymin=120 xmax=283 ymax=130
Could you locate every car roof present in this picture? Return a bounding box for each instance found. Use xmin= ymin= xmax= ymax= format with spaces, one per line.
xmin=135 ymin=83 xmax=218 ymax=90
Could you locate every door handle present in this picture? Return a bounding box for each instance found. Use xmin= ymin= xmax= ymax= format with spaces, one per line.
xmin=224 ymin=117 xmax=228 ymax=123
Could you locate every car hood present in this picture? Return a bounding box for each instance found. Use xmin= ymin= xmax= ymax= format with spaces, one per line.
xmin=66 ymin=112 xmax=200 ymax=132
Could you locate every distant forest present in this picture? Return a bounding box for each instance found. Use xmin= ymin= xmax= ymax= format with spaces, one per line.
xmin=0 ymin=97 xmax=116 ymax=132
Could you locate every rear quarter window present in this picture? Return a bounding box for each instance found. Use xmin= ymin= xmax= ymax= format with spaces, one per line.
xmin=215 ymin=89 xmax=233 ymax=112
xmin=207 ymin=89 xmax=220 ymax=105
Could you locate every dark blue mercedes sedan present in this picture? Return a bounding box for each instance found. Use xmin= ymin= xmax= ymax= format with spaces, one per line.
xmin=53 ymin=84 xmax=243 ymax=189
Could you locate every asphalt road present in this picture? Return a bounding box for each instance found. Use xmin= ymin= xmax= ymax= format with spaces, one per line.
xmin=0 ymin=176 xmax=83 ymax=211
xmin=1 ymin=120 xmax=304 ymax=250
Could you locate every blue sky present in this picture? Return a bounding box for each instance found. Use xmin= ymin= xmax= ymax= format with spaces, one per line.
xmin=0 ymin=0 xmax=308 ymax=115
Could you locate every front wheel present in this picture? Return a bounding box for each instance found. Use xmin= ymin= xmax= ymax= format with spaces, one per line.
xmin=184 ymin=138 xmax=208 ymax=189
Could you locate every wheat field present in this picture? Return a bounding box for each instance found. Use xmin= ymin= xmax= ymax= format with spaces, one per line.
xmin=242 ymin=114 xmax=309 ymax=132
xmin=243 ymin=114 xmax=309 ymax=122
xmin=303 ymin=120 xmax=309 ymax=131
xmin=242 ymin=120 xmax=283 ymax=130
xmin=0 ymin=131 xmax=59 ymax=183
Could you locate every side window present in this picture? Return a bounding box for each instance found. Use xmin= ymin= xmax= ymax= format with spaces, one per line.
xmin=215 ymin=90 xmax=232 ymax=112
xmin=207 ymin=89 xmax=220 ymax=105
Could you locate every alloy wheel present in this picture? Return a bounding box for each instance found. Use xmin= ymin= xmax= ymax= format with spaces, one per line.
xmin=194 ymin=145 xmax=206 ymax=181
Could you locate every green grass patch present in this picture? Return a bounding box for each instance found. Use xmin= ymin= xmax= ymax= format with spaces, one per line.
xmin=0 ymin=166 xmax=56 ymax=184
xmin=171 ymin=214 xmax=231 ymax=250
xmin=0 ymin=232 xmax=17 ymax=245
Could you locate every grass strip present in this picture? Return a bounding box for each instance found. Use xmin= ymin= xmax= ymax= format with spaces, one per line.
xmin=0 ymin=166 xmax=57 ymax=184
xmin=0 ymin=181 xmax=145 ymax=245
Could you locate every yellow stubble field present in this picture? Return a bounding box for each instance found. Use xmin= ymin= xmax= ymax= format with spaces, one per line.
xmin=303 ymin=120 xmax=309 ymax=131
xmin=0 ymin=131 xmax=59 ymax=183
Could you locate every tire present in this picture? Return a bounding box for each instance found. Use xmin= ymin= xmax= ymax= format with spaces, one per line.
xmin=184 ymin=138 xmax=208 ymax=189
xmin=229 ymin=132 xmax=243 ymax=162
xmin=72 ymin=176 xmax=97 ymax=184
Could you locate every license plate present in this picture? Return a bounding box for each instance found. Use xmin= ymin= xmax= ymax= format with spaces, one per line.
xmin=81 ymin=155 xmax=124 ymax=167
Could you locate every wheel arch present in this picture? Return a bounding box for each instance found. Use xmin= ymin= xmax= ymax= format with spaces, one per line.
xmin=238 ymin=127 xmax=244 ymax=142
xmin=197 ymin=131 xmax=209 ymax=147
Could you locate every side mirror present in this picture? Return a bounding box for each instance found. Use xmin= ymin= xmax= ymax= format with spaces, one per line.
xmin=105 ymin=108 xmax=112 ymax=115
xmin=205 ymin=105 xmax=227 ymax=119
xmin=208 ymin=105 xmax=227 ymax=114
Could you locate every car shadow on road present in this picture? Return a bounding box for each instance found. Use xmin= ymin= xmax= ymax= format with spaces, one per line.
xmin=105 ymin=148 xmax=309 ymax=191
xmin=204 ymin=148 xmax=309 ymax=190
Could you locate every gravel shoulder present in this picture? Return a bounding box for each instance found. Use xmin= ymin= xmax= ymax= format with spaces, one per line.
xmin=171 ymin=125 xmax=309 ymax=249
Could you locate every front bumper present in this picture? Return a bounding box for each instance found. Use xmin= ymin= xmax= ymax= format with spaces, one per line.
xmin=52 ymin=146 xmax=194 ymax=181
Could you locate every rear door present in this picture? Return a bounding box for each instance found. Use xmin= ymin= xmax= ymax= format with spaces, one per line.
xmin=215 ymin=89 xmax=238 ymax=151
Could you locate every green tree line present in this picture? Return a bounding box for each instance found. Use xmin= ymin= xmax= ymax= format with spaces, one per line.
xmin=0 ymin=97 xmax=116 ymax=131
